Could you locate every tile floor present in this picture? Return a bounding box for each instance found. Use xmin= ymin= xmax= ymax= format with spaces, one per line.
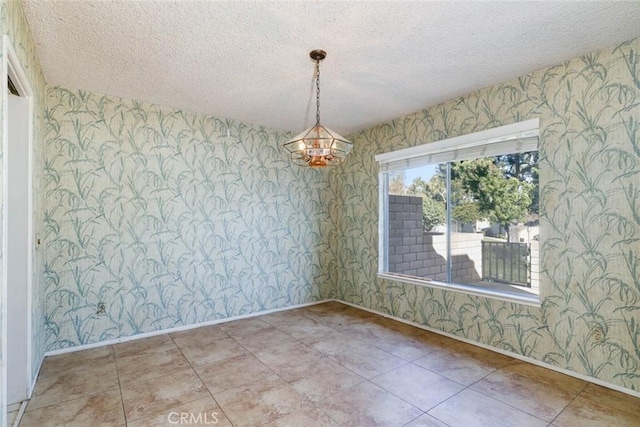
xmin=17 ymin=302 xmax=640 ymax=427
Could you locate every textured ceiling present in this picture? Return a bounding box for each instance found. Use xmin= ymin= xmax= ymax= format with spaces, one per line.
xmin=21 ymin=1 xmax=640 ymax=135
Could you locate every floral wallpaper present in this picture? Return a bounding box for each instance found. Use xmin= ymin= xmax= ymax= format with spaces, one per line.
xmin=43 ymin=88 xmax=334 ymax=350
xmin=0 ymin=0 xmax=46 ymax=419
xmin=332 ymin=37 xmax=640 ymax=392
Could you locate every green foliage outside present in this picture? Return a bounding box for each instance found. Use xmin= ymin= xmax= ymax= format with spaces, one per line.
xmin=407 ymin=176 xmax=446 ymax=231
xmin=399 ymin=153 xmax=538 ymax=238
xmin=422 ymin=197 xmax=446 ymax=231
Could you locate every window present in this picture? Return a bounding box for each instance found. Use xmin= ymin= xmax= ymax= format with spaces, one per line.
xmin=376 ymin=119 xmax=540 ymax=305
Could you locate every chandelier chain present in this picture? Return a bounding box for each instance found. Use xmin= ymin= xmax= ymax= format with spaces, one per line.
xmin=315 ymin=60 xmax=321 ymax=125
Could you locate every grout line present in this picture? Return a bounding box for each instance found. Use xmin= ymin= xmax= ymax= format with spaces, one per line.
xmin=401 ymin=412 xmax=428 ymax=427
xmin=284 ymin=305 xmax=428 ymax=422
xmin=250 ymin=307 xmax=389 ymax=425
xmin=29 ymin=302 xmax=640 ymax=426
xmin=547 ymin=380 xmax=590 ymax=426
xmin=303 ymin=303 xmax=554 ymax=425
xmin=43 ymin=300 xmax=331 ymax=358
xmin=111 ymin=344 xmax=128 ymax=426
xmin=116 ymin=336 xmax=214 ymax=425
xmin=424 ymin=385 xmax=466 ymax=426
xmin=263 ymin=312 xmax=373 ymax=386
xmin=168 ymin=330 xmax=239 ymax=427
xmin=468 ymin=384 xmax=552 ymax=424
xmin=229 ymin=331 xmax=340 ymax=427
xmin=332 ymin=299 xmax=640 ymax=400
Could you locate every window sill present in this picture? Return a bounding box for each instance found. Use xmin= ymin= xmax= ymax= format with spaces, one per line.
xmin=377 ymin=272 xmax=541 ymax=308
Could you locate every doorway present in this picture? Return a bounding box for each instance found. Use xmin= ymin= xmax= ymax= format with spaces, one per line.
xmin=3 ymin=36 xmax=34 ymax=422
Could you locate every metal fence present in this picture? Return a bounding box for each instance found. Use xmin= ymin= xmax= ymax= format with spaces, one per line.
xmin=481 ymin=241 xmax=530 ymax=287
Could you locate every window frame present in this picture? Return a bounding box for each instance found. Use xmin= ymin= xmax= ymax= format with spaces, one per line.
xmin=375 ymin=119 xmax=541 ymax=307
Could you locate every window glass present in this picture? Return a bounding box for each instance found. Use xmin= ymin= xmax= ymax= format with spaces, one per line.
xmin=383 ymin=151 xmax=539 ymax=297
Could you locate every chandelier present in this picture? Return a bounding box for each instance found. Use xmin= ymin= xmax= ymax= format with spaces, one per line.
xmin=283 ymin=50 xmax=353 ymax=167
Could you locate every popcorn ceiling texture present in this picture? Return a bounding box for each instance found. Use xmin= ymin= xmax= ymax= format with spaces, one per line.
xmin=20 ymin=1 xmax=640 ymax=134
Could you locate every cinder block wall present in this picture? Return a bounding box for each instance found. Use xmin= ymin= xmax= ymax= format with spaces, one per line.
xmin=387 ymin=195 xmax=482 ymax=283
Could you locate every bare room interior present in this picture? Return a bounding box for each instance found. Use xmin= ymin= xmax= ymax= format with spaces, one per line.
xmin=2 ymin=1 xmax=640 ymax=426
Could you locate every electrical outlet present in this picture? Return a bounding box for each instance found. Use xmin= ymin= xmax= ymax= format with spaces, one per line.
xmin=96 ymin=302 xmax=106 ymax=316
xmin=592 ymin=327 xmax=603 ymax=343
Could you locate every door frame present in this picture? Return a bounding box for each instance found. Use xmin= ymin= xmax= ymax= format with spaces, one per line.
xmin=2 ymin=34 xmax=34 ymax=414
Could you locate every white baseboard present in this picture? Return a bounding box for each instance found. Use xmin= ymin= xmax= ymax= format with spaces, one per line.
xmin=43 ymin=299 xmax=330 ymax=358
xmin=332 ymin=299 xmax=640 ymax=399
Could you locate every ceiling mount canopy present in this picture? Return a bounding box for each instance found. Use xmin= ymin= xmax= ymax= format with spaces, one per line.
xmin=283 ymin=49 xmax=353 ymax=167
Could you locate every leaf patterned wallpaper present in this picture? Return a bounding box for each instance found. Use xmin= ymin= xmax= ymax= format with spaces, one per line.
xmin=43 ymin=88 xmax=335 ymax=351
xmin=1 ymin=0 xmax=47 ymax=417
xmin=331 ymin=38 xmax=640 ymax=392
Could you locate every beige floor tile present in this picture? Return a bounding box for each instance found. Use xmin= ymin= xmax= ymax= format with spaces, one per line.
xmin=289 ymin=357 xmax=366 ymax=403
xmin=303 ymin=308 xmax=365 ymax=329
xmin=24 ymin=304 xmax=640 ymax=427
xmin=304 ymin=326 xmax=361 ymax=350
xmin=116 ymin=347 xmax=191 ymax=384
xmin=218 ymin=317 xmax=274 ymax=337
xmin=259 ymin=310 xmax=312 ymax=328
xmin=253 ymin=341 xmax=324 ymax=382
xmin=127 ymin=396 xmax=232 ymax=427
xmin=176 ymin=336 xmax=248 ymax=367
xmin=428 ymin=388 xmax=547 ymax=427
xmin=20 ymin=389 xmax=124 ymax=427
xmin=318 ymin=381 xmax=423 ymax=426
xmin=308 ymin=327 xmax=360 ymax=348
xmin=196 ymin=353 xmax=273 ymax=394
xmin=502 ymin=361 xmax=587 ymax=395
xmin=371 ymin=363 xmax=465 ymax=411
xmin=410 ymin=329 xmax=458 ymax=353
xmin=38 ymin=346 xmax=114 ymax=378
xmin=413 ymin=342 xmax=512 ymax=385
xmin=579 ymin=383 xmax=640 ymax=418
xmin=214 ymin=374 xmax=312 ymax=427
xmin=404 ymin=413 xmax=450 ymax=426
xmin=350 ymin=323 xmax=456 ymax=362
xmin=411 ymin=329 xmax=458 ymax=346
xmin=315 ymin=338 xmax=407 ymax=379
xmin=28 ymin=361 xmax=119 ymax=411
xmin=320 ymin=307 xmax=381 ymax=329
xmin=302 ymin=301 xmax=350 ymax=313
xmin=282 ymin=321 xmax=344 ymax=344
xmin=552 ymin=394 xmax=640 ymax=427
xmin=169 ymin=324 xmax=229 ymax=343
xmin=338 ymin=318 xmax=392 ymax=339
xmin=232 ymin=326 xmax=299 ymax=353
xmin=113 ymin=334 xmax=177 ymax=358
xmin=120 ymin=368 xmax=209 ymax=422
xmin=342 ymin=306 xmax=385 ymax=320
xmin=8 ymin=410 xmax=19 ymax=427
xmin=471 ymin=363 xmax=582 ymax=421
xmin=370 ymin=315 xmax=408 ymax=329
xmin=263 ymin=407 xmax=340 ymax=426
xmin=357 ymin=327 xmax=444 ymax=361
